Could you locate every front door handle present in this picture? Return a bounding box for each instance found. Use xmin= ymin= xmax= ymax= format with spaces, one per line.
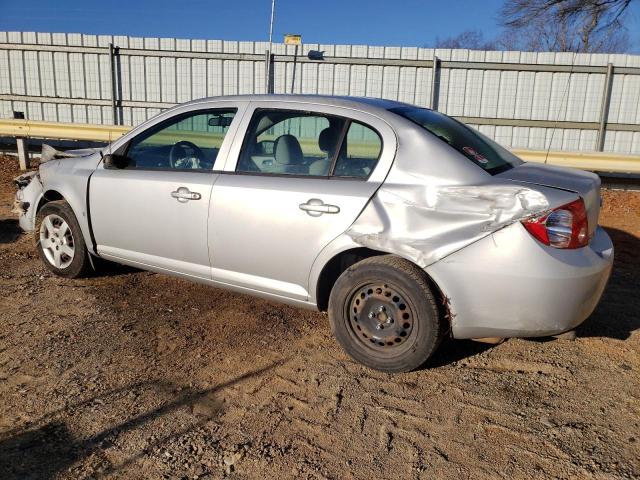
xmin=299 ymin=198 xmax=340 ymax=217
xmin=171 ymin=187 xmax=201 ymax=203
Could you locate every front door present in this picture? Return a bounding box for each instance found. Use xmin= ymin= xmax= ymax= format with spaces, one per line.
xmin=209 ymin=106 xmax=388 ymax=300
xmin=89 ymin=108 xmax=239 ymax=279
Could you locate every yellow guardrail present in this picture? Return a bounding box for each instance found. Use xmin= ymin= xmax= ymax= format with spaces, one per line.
xmin=1 ymin=118 xmax=640 ymax=174
xmin=0 ymin=118 xmax=130 ymax=142
xmin=512 ymin=149 xmax=640 ymax=174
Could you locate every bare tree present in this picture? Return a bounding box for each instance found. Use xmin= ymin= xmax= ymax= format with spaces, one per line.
xmin=499 ymin=0 xmax=633 ymax=53
xmin=435 ymin=30 xmax=499 ymax=50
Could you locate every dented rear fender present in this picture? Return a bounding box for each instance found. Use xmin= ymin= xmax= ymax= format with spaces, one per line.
xmin=346 ymin=174 xmax=579 ymax=269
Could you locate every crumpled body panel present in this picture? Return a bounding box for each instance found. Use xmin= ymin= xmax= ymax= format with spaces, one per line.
xmin=347 ymin=175 xmax=554 ymax=268
xmin=41 ymin=144 xmax=102 ymax=163
xmin=13 ymin=171 xmax=44 ymax=231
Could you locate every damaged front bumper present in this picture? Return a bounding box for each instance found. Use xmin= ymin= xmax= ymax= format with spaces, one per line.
xmin=13 ymin=171 xmax=44 ymax=232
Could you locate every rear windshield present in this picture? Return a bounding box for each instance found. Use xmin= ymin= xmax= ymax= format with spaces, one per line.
xmin=389 ymin=106 xmax=521 ymax=175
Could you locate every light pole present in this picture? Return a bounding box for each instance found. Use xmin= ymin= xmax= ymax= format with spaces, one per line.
xmin=265 ymin=0 xmax=276 ymax=93
xmin=268 ymin=0 xmax=275 ymax=47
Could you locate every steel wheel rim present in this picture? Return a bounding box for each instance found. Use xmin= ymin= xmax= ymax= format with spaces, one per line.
xmin=39 ymin=214 xmax=75 ymax=269
xmin=347 ymin=282 xmax=416 ymax=352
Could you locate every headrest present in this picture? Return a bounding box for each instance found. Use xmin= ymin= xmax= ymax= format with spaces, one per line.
xmin=274 ymin=134 xmax=304 ymax=165
xmin=319 ymin=127 xmax=340 ymax=153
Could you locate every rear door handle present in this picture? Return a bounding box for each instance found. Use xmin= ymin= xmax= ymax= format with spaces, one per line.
xmin=299 ymin=198 xmax=340 ymax=216
xmin=171 ymin=187 xmax=201 ymax=203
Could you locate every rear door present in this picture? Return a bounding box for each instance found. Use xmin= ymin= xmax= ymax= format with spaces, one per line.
xmin=89 ymin=105 xmax=243 ymax=279
xmin=208 ymin=102 xmax=396 ymax=300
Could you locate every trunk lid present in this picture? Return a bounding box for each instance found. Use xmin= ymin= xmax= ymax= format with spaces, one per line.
xmin=497 ymin=162 xmax=601 ymax=237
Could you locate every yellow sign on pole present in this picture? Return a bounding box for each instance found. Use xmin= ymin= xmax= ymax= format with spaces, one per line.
xmin=284 ymin=34 xmax=302 ymax=45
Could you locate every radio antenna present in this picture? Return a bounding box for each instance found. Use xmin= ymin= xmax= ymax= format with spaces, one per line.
xmin=545 ymin=51 xmax=577 ymax=164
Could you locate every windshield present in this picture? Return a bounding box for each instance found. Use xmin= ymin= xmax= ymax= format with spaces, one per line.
xmin=389 ymin=106 xmax=522 ymax=175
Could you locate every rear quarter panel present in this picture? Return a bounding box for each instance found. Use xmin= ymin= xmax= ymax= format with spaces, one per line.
xmin=426 ymin=222 xmax=613 ymax=338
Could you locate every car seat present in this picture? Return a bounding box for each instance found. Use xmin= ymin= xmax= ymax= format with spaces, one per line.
xmin=274 ymin=134 xmax=307 ymax=174
xmin=309 ymin=127 xmax=340 ymax=175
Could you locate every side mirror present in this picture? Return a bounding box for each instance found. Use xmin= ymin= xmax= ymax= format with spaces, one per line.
xmin=103 ymin=153 xmax=130 ymax=169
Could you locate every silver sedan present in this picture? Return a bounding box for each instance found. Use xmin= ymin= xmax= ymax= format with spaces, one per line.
xmin=14 ymin=95 xmax=614 ymax=372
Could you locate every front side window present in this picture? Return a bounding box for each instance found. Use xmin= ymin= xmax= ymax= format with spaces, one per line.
xmin=236 ymin=109 xmax=382 ymax=178
xmin=389 ymin=106 xmax=521 ymax=175
xmin=125 ymin=109 xmax=236 ymax=170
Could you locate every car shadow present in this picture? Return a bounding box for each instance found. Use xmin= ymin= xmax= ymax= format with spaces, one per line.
xmin=0 ymin=422 xmax=80 ymax=479
xmin=0 ymin=361 xmax=283 ymax=479
xmin=577 ymin=227 xmax=640 ymax=341
xmin=426 ymin=338 xmax=494 ymax=368
xmin=0 ymin=219 xmax=21 ymax=244
xmin=91 ymin=258 xmax=141 ymax=278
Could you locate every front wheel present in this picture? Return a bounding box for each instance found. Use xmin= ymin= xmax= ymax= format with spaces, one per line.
xmin=328 ymin=255 xmax=445 ymax=373
xmin=35 ymin=200 xmax=92 ymax=278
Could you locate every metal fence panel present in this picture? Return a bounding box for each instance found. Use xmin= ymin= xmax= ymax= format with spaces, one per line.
xmin=1 ymin=31 xmax=640 ymax=153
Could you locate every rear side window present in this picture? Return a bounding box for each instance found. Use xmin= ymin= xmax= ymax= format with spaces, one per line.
xmin=237 ymin=111 xmax=344 ymax=175
xmin=389 ymin=106 xmax=521 ymax=175
xmin=333 ymin=122 xmax=382 ymax=178
xmin=236 ymin=109 xmax=382 ymax=179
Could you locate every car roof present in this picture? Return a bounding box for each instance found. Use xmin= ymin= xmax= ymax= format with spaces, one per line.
xmin=185 ymin=94 xmax=416 ymax=116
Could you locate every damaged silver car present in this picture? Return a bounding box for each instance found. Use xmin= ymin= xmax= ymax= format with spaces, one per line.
xmin=14 ymin=95 xmax=614 ymax=372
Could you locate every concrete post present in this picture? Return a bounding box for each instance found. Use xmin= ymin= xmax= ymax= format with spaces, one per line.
xmin=16 ymin=137 xmax=28 ymax=170
xmin=13 ymin=111 xmax=28 ymax=170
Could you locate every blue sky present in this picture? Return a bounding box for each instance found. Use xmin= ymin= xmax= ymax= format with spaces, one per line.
xmin=0 ymin=0 xmax=638 ymax=50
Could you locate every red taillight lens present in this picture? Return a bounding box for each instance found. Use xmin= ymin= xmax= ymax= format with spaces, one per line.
xmin=522 ymin=198 xmax=589 ymax=249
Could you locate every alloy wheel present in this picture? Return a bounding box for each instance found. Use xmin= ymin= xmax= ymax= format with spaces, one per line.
xmin=39 ymin=214 xmax=75 ymax=269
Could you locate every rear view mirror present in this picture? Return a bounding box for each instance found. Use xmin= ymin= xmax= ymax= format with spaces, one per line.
xmin=103 ymin=153 xmax=130 ymax=169
xmin=208 ymin=116 xmax=233 ymax=128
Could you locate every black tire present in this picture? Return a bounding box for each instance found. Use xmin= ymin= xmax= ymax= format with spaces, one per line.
xmin=328 ymin=255 xmax=445 ymax=373
xmin=35 ymin=200 xmax=92 ymax=278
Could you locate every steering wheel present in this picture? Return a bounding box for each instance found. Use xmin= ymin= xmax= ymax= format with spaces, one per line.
xmin=169 ymin=141 xmax=206 ymax=169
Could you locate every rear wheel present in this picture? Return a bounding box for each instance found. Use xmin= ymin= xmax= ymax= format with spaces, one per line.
xmin=328 ymin=255 xmax=445 ymax=373
xmin=35 ymin=200 xmax=92 ymax=278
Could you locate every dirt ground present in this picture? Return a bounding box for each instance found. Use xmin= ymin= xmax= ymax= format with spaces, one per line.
xmin=0 ymin=157 xmax=638 ymax=480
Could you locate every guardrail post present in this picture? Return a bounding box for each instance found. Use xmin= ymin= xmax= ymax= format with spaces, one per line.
xmin=597 ymin=62 xmax=614 ymax=152
xmin=430 ymin=55 xmax=440 ymax=110
xmin=16 ymin=137 xmax=28 ymax=170
xmin=13 ymin=111 xmax=28 ymax=170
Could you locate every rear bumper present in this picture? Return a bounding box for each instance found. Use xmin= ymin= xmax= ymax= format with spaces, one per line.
xmin=426 ymin=224 xmax=614 ymax=339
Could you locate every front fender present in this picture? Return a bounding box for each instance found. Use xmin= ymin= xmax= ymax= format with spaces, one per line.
xmin=41 ymin=182 xmax=95 ymax=255
xmin=34 ymin=154 xmax=100 ymax=253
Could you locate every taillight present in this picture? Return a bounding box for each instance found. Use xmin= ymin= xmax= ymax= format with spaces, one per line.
xmin=522 ymin=198 xmax=589 ymax=249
